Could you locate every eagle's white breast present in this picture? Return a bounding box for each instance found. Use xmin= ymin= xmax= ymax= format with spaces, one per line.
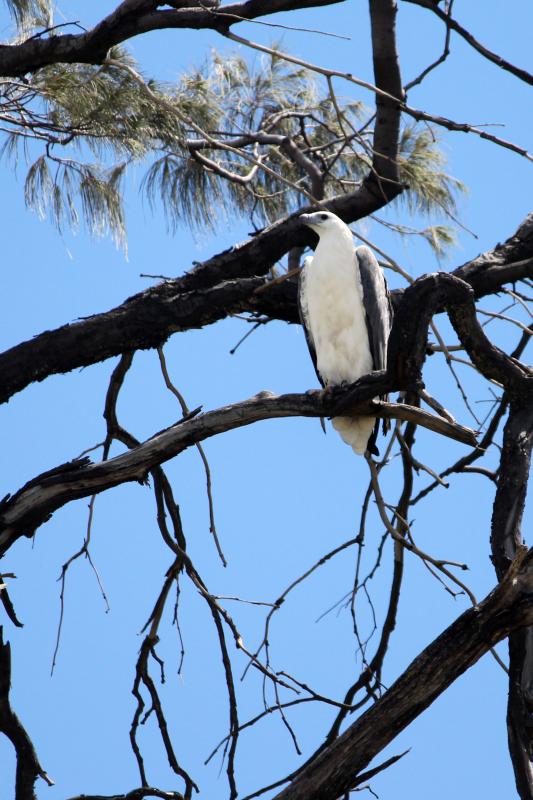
xmin=300 ymin=218 xmax=376 ymax=455
xmin=304 ymin=234 xmax=372 ymax=386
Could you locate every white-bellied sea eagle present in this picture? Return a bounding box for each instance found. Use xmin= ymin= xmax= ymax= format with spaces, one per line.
xmin=298 ymin=211 xmax=392 ymax=455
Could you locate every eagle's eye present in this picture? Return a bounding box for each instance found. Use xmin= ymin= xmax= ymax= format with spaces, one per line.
xmin=320 ymin=213 xmax=328 ymax=220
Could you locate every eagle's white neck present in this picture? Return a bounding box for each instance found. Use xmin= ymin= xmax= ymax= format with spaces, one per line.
xmin=314 ymin=224 xmax=355 ymax=258
xmin=299 ymin=213 xmax=378 ymax=454
xmin=304 ymin=227 xmax=370 ymax=378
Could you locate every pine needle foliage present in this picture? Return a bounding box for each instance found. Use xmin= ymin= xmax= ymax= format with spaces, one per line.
xmin=0 ymin=37 xmax=464 ymax=252
xmin=24 ymin=155 xmax=127 ymax=246
xmin=420 ymin=224 xmax=456 ymax=255
xmin=398 ymin=127 xmax=466 ymax=217
xmin=3 ymin=0 xmax=50 ymax=29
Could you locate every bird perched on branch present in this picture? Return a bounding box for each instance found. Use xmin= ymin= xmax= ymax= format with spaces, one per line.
xmin=298 ymin=211 xmax=392 ymax=455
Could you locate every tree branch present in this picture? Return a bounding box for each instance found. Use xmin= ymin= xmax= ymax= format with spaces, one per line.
xmin=0 ymin=387 xmax=478 ymax=557
xmin=448 ymin=301 xmax=532 ymax=398
xmin=270 ymin=547 xmax=533 ymax=800
xmin=403 ymin=0 xmax=533 ymax=87
xmin=491 ymin=401 xmax=533 ymax=799
xmin=455 ymin=214 xmax=533 ymax=298
xmin=0 ymin=214 xmax=531 ymax=406
xmin=367 ymin=0 xmax=404 ymax=200
xmin=0 ymin=0 xmax=344 ymax=76
xmin=225 ymin=27 xmax=532 ymax=162
xmin=66 ymin=789 xmax=184 ymax=800
xmin=0 ymin=627 xmax=54 ymax=799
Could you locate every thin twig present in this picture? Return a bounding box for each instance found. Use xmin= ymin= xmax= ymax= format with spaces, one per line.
xmin=157 ymin=347 xmax=226 ymax=566
xmin=224 ymin=31 xmax=533 ymax=162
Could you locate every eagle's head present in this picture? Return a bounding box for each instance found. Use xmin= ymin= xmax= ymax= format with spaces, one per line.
xmin=300 ymin=211 xmax=353 ymax=241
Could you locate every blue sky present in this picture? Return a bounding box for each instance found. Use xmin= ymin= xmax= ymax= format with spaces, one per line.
xmin=0 ymin=2 xmax=532 ymax=798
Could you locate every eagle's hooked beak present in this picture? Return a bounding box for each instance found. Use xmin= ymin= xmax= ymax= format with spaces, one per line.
xmin=300 ymin=213 xmax=323 ymax=231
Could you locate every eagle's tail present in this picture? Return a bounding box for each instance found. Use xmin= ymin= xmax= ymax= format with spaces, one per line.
xmin=332 ymin=415 xmax=376 ymax=456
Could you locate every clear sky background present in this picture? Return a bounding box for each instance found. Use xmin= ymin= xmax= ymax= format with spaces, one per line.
xmin=0 ymin=2 xmax=532 ymax=798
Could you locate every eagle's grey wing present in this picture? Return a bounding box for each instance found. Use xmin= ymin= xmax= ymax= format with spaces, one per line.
xmin=299 ymin=257 xmax=326 ymax=434
xmin=298 ymin=257 xmax=324 ymax=388
xmin=356 ymin=245 xmax=392 ymax=373
xmin=356 ymin=245 xmax=393 ymax=446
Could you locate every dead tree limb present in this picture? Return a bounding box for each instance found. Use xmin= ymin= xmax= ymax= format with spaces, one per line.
xmin=0 ymin=628 xmax=53 ymax=800
xmin=0 ymin=387 xmax=477 ymax=558
xmin=271 ymin=547 xmax=533 ymax=800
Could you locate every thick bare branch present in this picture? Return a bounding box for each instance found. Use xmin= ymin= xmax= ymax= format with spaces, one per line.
xmin=0 ymin=275 xmax=264 ymax=406
xmin=455 ymin=214 xmax=533 ymax=298
xmin=368 ymin=0 xmax=403 ymax=198
xmin=0 ymin=214 xmax=531 ymax=406
xmin=0 ymin=385 xmax=479 ymax=557
xmin=373 ymin=399 xmax=476 ymax=442
xmin=387 ymin=269 xmax=532 ymax=395
xmin=0 ymin=0 xmax=343 ymax=77
xmin=271 ymin=548 xmax=533 ymax=800
xmin=448 ymin=301 xmax=532 ymax=398
xmin=491 ymin=402 xmax=533 ymax=799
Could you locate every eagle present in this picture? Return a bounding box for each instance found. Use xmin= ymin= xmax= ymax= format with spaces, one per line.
xmin=298 ymin=211 xmax=392 ymax=455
